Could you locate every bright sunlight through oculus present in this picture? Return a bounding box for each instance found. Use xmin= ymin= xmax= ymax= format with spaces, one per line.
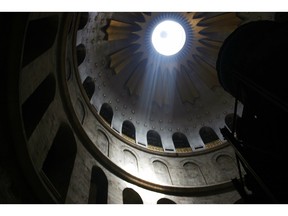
xmin=151 ymin=20 xmax=186 ymax=56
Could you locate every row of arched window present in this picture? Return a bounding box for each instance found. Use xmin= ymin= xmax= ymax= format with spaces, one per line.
xmin=89 ymin=101 xmax=223 ymax=152
xmin=82 ymin=74 xmax=227 ymax=150
xmin=80 ymin=75 xmax=237 ymax=153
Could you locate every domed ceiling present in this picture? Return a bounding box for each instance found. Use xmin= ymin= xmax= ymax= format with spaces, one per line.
xmin=76 ymin=12 xmax=274 ymax=153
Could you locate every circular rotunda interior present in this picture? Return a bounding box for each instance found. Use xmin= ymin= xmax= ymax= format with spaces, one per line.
xmin=0 ymin=12 xmax=280 ymax=204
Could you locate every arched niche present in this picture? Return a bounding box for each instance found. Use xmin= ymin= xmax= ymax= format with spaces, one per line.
xmin=216 ymin=155 xmax=237 ymax=172
xmin=216 ymin=154 xmax=238 ymax=181
xmin=41 ymin=123 xmax=77 ymax=202
xmin=182 ymin=162 xmax=206 ymax=186
xmin=123 ymin=149 xmax=138 ymax=174
xmin=152 ymin=160 xmax=172 ymax=185
xmin=88 ymin=166 xmax=108 ymax=204
xmin=122 ymin=188 xmax=143 ymax=204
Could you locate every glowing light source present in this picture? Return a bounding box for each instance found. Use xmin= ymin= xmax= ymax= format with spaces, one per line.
xmin=151 ymin=20 xmax=186 ymax=56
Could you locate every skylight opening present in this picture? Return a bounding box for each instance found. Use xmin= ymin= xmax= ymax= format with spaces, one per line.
xmin=151 ymin=20 xmax=186 ymax=56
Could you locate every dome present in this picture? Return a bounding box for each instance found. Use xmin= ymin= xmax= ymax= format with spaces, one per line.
xmin=1 ymin=12 xmax=279 ymax=204
xmin=76 ymin=12 xmax=243 ymax=154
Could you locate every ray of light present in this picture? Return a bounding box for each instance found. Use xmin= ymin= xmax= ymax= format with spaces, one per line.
xmin=176 ymin=65 xmax=199 ymax=105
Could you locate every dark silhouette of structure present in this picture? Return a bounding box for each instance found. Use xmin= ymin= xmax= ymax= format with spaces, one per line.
xmin=217 ymin=19 xmax=288 ymax=203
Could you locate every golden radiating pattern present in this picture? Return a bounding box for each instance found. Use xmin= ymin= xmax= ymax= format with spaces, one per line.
xmin=105 ymin=12 xmax=242 ymax=107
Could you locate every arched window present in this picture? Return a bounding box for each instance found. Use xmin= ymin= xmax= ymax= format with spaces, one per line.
xmin=147 ymin=130 xmax=162 ymax=149
xmin=99 ymin=103 xmax=113 ymax=125
xmin=157 ymin=198 xmax=176 ymax=204
xmin=76 ymin=44 xmax=86 ymax=66
xmin=199 ymin=126 xmax=219 ymax=144
xmin=122 ymin=188 xmax=143 ymax=204
xmin=42 ymin=123 xmax=77 ymax=202
xmin=172 ymin=132 xmax=190 ymax=149
xmin=88 ymin=166 xmax=108 ymax=204
xmin=82 ymin=76 xmax=95 ymax=100
xmin=22 ymin=15 xmax=59 ymax=67
xmin=122 ymin=120 xmax=136 ymax=142
xmin=22 ymin=74 xmax=56 ymax=139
